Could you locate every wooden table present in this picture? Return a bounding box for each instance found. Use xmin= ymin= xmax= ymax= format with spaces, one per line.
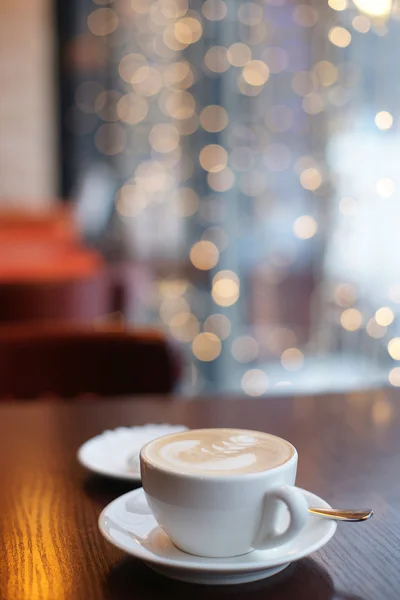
xmin=0 ymin=390 xmax=398 ymax=599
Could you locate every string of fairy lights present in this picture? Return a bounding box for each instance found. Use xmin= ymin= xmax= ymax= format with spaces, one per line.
xmin=76 ymin=0 xmax=400 ymax=394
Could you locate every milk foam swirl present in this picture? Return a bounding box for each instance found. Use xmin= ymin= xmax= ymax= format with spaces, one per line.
xmin=143 ymin=429 xmax=293 ymax=475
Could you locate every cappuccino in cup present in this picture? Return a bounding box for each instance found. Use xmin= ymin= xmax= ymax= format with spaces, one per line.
xmin=143 ymin=428 xmax=294 ymax=476
xmin=140 ymin=428 xmax=308 ymax=558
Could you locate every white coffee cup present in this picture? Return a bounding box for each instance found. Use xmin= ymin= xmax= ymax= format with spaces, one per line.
xmin=140 ymin=428 xmax=309 ymax=558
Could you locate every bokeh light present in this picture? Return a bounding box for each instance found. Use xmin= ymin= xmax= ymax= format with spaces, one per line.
xmin=375 ymin=307 xmax=394 ymax=326
xmin=281 ymin=348 xmax=304 ymax=371
xmin=189 ymin=240 xmax=220 ymax=270
xmin=367 ymin=318 xmax=387 ymax=339
xmin=376 ymin=178 xmax=395 ymax=198
xmin=300 ymin=168 xmax=322 ymax=191
xmin=352 ymin=15 xmax=371 ymax=33
xmin=293 ymin=5 xmax=318 ymax=27
xmin=204 ymin=314 xmax=231 ymax=339
xmin=202 ymin=0 xmax=228 ymax=21
xmin=149 ymin=123 xmax=180 ymax=153
xmin=204 ymin=46 xmax=230 ymax=73
xmin=207 ymin=167 xmax=235 ymax=192
xmin=232 ymin=336 xmax=259 ymax=362
xmin=87 ymin=8 xmax=119 ymax=36
xmin=388 ymin=338 xmax=400 ymax=360
xmin=227 ymin=43 xmax=252 ymax=67
xmin=241 ymin=369 xmax=269 ymax=396
xmin=375 ymin=111 xmax=393 ymax=130
xmin=192 ymin=332 xmax=222 ymax=361
xmin=328 ymin=0 xmax=348 ymax=10
xmin=242 ymin=61 xmax=270 ymax=86
xmin=200 ymin=105 xmax=229 ymax=132
xmin=328 ymin=27 xmax=352 ymax=48
xmin=169 ymin=312 xmax=200 ymax=342
xmin=293 ymin=216 xmax=318 ymax=239
xmin=212 ymin=271 xmax=240 ymax=307
xmin=334 ymin=283 xmax=357 ymax=307
xmin=80 ymin=0 xmax=400 ymax=396
xmin=340 ymin=308 xmax=363 ymax=331
xmin=389 ymin=367 xmax=400 ymax=386
xmin=199 ymin=144 xmax=228 ymax=173
xmin=353 ymin=0 xmax=392 ymax=17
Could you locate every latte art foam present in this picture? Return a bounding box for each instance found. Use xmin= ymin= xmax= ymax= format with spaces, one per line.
xmin=142 ymin=428 xmax=294 ymax=475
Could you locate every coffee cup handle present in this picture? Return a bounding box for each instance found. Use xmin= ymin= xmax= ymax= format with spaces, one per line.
xmin=253 ymin=485 xmax=309 ymax=550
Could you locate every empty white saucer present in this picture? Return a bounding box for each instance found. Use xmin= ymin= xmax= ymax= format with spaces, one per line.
xmin=77 ymin=424 xmax=188 ymax=481
xmin=99 ymin=487 xmax=337 ymax=585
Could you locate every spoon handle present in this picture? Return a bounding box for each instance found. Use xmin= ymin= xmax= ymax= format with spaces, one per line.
xmin=308 ymin=507 xmax=373 ymax=521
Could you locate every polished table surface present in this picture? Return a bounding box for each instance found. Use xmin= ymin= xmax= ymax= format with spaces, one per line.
xmin=0 ymin=390 xmax=398 ymax=600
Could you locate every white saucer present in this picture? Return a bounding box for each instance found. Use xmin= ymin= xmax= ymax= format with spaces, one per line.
xmin=77 ymin=424 xmax=187 ymax=481
xmin=99 ymin=487 xmax=337 ymax=585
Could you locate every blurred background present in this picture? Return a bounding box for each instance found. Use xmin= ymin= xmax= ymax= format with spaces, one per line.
xmin=2 ymin=0 xmax=400 ymax=396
